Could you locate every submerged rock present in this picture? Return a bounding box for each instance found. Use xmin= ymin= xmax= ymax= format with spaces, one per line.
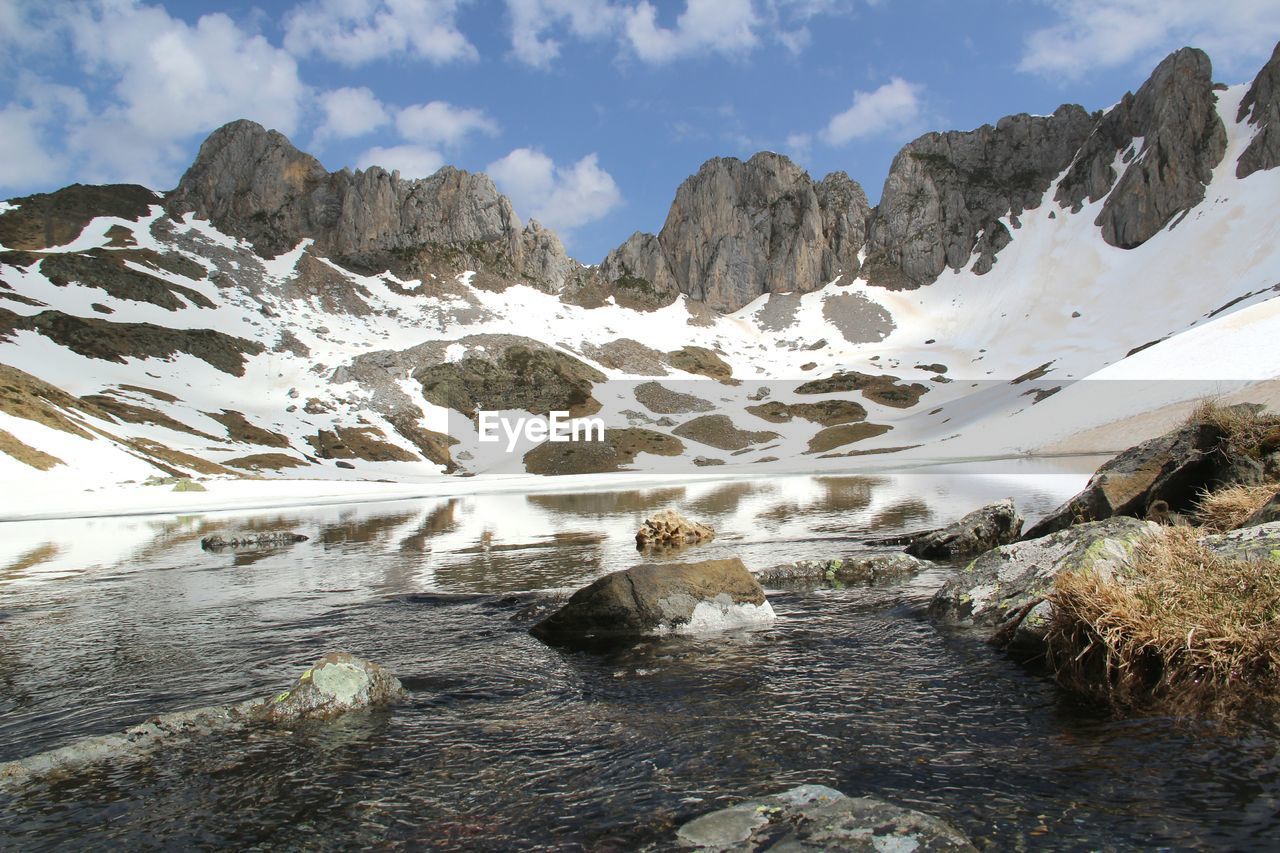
xmin=754 ymin=553 xmax=926 ymax=585
xmin=530 ymin=558 xmax=773 ymax=644
xmin=0 ymin=652 xmax=404 ymax=791
xmin=905 ymin=498 xmax=1023 ymax=560
xmin=675 ymin=784 xmax=975 ymax=851
xmin=635 ymin=508 xmax=716 ymax=551
xmin=201 ymin=531 xmax=309 ymax=550
xmin=930 ymin=517 xmax=1158 ymax=652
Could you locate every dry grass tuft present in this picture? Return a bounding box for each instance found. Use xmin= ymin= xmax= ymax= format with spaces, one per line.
xmin=1046 ymin=526 xmax=1280 ymax=715
xmin=1187 ymin=397 xmax=1280 ymax=457
xmin=1193 ymin=483 xmax=1278 ymax=531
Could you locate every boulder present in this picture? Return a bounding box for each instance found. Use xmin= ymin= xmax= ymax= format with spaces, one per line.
xmin=201 ymin=531 xmax=308 ymax=550
xmin=1023 ymin=418 xmax=1235 ymax=539
xmin=754 ymin=553 xmax=926 ymax=585
xmin=1241 ymin=491 xmax=1280 ymax=528
xmin=905 ymin=498 xmax=1023 ymax=560
xmin=0 ymin=652 xmax=404 ymax=790
xmin=675 ymin=784 xmax=975 ymax=851
xmin=636 ymin=508 xmax=715 ymax=551
xmin=930 ymin=517 xmax=1159 ymax=651
xmin=529 ymin=558 xmax=773 ymax=644
xmin=1200 ymin=521 xmax=1280 ymax=562
xmin=256 ymin=652 xmax=406 ymax=721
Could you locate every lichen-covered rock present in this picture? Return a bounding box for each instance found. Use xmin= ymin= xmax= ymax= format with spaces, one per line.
xmin=201 ymin=531 xmax=308 ymax=550
xmin=529 ymin=558 xmax=773 ymax=644
xmin=255 ymin=652 xmax=406 ymax=721
xmin=600 ymin=153 xmax=870 ymax=312
xmin=1236 ymin=41 xmax=1280 ymax=179
xmin=675 ymin=784 xmax=975 ymax=851
xmin=930 ymin=517 xmax=1159 ymax=647
xmin=905 ymin=498 xmax=1023 ymax=560
xmin=635 ymin=508 xmax=715 ymax=550
xmin=1055 ymin=47 xmax=1226 ymax=249
xmin=1200 ymin=521 xmax=1280 ymax=562
xmin=754 ymin=553 xmax=926 ymax=585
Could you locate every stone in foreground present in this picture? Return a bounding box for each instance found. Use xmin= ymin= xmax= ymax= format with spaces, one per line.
xmin=530 ymin=558 xmax=772 ymax=644
xmin=754 ymin=553 xmax=926 ymax=585
xmin=636 ymin=508 xmax=716 ymax=551
xmin=676 ymin=784 xmax=975 ymax=851
xmin=930 ymin=517 xmax=1158 ymax=651
xmin=905 ymin=498 xmax=1023 ymax=560
xmin=256 ymin=652 xmax=406 ymax=721
xmin=201 ymin=531 xmax=309 ymax=550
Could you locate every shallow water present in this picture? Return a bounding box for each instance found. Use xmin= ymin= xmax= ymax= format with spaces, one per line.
xmin=3 ymin=460 xmax=1279 ymax=849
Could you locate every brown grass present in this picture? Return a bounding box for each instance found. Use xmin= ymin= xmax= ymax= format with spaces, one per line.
xmin=1046 ymin=526 xmax=1280 ymax=715
xmin=1188 ymin=397 xmax=1280 ymax=457
xmin=1193 ymin=483 xmax=1278 ymax=531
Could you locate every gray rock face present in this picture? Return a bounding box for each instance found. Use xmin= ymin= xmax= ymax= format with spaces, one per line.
xmin=675 ymin=784 xmax=975 ymax=851
xmin=1237 ymin=41 xmax=1280 ymax=179
xmin=930 ymin=517 xmax=1158 ymax=649
xmin=753 ymin=553 xmax=926 ymax=585
xmin=258 ymin=651 xmax=406 ymax=721
xmin=600 ymin=153 xmax=870 ymax=312
xmin=167 ymin=120 xmax=573 ymax=290
xmin=1055 ymin=47 xmax=1226 ymax=249
xmin=1241 ymin=491 xmax=1280 ymax=528
xmin=1201 ymin=520 xmax=1280 ymax=562
xmin=866 ymin=105 xmax=1093 ymax=287
xmin=905 ymin=498 xmax=1024 ymax=560
xmin=529 ymin=557 xmax=774 ymax=644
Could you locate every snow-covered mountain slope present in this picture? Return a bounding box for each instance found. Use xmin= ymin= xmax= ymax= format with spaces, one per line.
xmin=1 ymin=46 xmax=1278 ymax=509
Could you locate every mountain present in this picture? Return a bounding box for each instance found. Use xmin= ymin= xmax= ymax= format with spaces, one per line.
xmin=0 ymin=42 xmax=1278 ymax=504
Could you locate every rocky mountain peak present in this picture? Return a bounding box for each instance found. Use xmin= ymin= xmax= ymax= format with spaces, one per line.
xmin=1054 ymin=46 xmax=1226 ymax=249
xmin=1237 ymin=41 xmax=1280 ymax=178
xmin=600 ymin=151 xmax=870 ymax=312
xmin=166 ymin=119 xmax=573 ymax=291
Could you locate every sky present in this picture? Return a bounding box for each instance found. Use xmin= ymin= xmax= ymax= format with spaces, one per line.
xmin=1 ymin=1 xmax=1278 ymax=263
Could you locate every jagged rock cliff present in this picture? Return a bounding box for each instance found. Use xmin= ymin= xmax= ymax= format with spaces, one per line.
xmin=864 ymin=105 xmax=1094 ymax=288
xmin=166 ymin=120 xmax=575 ymax=291
xmin=1238 ymin=42 xmax=1280 ymax=179
xmin=599 ymin=152 xmax=870 ymax=313
xmin=1054 ymin=47 xmax=1226 ymax=249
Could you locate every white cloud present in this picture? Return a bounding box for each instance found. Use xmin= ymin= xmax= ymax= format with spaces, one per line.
xmin=395 ymin=101 xmax=499 ymax=148
xmin=283 ymin=0 xmax=476 ymax=67
xmin=507 ymin=0 xmax=621 ymax=68
xmin=623 ymin=0 xmax=758 ymax=63
xmin=1018 ymin=0 xmax=1280 ymax=80
xmin=487 ymin=148 xmax=622 ymax=231
xmin=0 ymin=104 xmax=67 ymax=188
xmin=356 ymin=144 xmax=445 ymax=179
xmin=784 ymin=132 xmax=812 ymax=159
xmin=315 ymin=86 xmax=390 ymax=142
xmin=820 ymin=77 xmax=924 ymax=145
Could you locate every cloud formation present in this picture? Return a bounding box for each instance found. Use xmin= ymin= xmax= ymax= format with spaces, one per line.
xmin=1018 ymin=0 xmax=1280 ymax=80
xmin=356 ymin=145 xmax=446 ymax=179
xmin=283 ymin=0 xmax=476 ymax=67
xmin=487 ymin=148 xmax=622 ymax=232
xmin=820 ymin=78 xmax=924 ymax=146
xmin=315 ymin=86 xmax=391 ymax=142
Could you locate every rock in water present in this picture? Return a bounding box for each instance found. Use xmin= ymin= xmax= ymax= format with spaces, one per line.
xmin=930 ymin=517 xmax=1159 ymax=654
xmin=675 ymin=784 xmax=976 ymax=851
xmin=754 ymin=553 xmax=926 ymax=585
xmin=905 ymin=498 xmax=1023 ymax=560
xmin=530 ymin=558 xmax=773 ymax=644
xmin=201 ymin=531 xmax=309 ymax=550
xmin=256 ymin=653 xmax=406 ymax=722
xmin=635 ymin=508 xmax=715 ymax=551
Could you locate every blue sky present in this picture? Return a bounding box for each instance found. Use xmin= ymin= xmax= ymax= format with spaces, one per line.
xmin=1 ymin=1 xmax=1277 ymax=262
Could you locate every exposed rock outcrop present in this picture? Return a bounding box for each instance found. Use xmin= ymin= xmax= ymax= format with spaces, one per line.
xmin=1055 ymin=47 xmax=1226 ymax=249
xmin=529 ymin=557 xmax=773 ymax=644
xmin=635 ymin=508 xmax=715 ymax=551
xmin=905 ymin=498 xmax=1024 ymax=560
xmin=866 ymin=105 xmax=1093 ymax=287
xmin=1237 ymin=41 xmax=1280 ymax=179
xmin=675 ymin=784 xmax=975 ymax=851
xmin=930 ymin=517 xmax=1158 ymax=653
xmin=166 ymin=120 xmax=574 ymax=290
xmin=600 ymin=153 xmax=870 ymax=312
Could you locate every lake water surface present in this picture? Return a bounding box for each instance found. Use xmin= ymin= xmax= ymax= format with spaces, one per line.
xmin=3 ymin=459 xmax=1279 ymax=850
